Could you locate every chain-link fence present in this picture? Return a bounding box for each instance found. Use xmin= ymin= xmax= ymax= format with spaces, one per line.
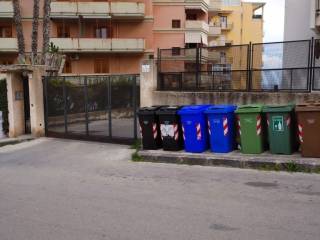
xmin=43 ymin=74 xmax=140 ymax=144
xmin=159 ymin=39 xmax=315 ymax=92
xmin=159 ymin=45 xmax=250 ymax=91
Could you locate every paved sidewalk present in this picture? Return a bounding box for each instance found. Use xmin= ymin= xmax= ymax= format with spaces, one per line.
xmin=0 ymin=134 xmax=35 ymax=147
xmin=139 ymin=149 xmax=320 ymax=173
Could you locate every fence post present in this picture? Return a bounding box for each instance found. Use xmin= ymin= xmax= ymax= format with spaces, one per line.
xmin=247 ymin=42 xmax=252 ymax=91
xmin=157 ymin=48 xmax=161 ymax=90
xmin=133 ymin=75 xmax=138 ymax=140
xmin=308 ymin=37 xmax=314 ymax=92
xmin=196 ymin=46 xmax=200 ymax=89
xmin=42 ymin=76 xmax=48 ymax=136
xmin=62 ymin=76 xmax=68 ymax=134
xmin=108 ymin=76 xmax=112 ymax=138
xmin=84 ymin=76 xmax=89 ymax=136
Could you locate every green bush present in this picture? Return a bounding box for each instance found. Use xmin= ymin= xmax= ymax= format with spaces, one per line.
xmin=0 ymin=79 xmax=8 ymax=134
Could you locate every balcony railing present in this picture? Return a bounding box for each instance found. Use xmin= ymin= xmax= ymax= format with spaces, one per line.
xmin=50 ymin=1 xmax=145 ymax=19
xmin=185 ymin=0 xmax=210 ymax=12
xmin=0 ymin=1 xmax=14 ymax=18
xmin=185 ymin=20 xmax=209 ymax=33
xmin=0 ymin=38 xmax=18 ymax=52
xmin=208 ymin=25 xmax=221 ymax=36
xmin=50 ymin=38 xmax=145 ymax=53
xmin=212 ymin=22 xmax=233 ymax=30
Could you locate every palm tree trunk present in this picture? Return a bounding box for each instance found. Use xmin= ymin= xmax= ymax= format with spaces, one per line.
xmin=42 ymin=0 xmax=51 ymax=64
xmin=31 ymin=0 xmax=40 ymax=62
xmin=12 ymin=0 xmax=25 ymax=59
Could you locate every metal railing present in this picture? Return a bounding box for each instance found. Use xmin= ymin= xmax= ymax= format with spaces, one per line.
xmin=158 ymin=39 xmax=317 ymax=92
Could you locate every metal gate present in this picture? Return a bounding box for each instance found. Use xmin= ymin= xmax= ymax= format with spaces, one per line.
xmin=43 ymin=74 xmax=140 ymax=144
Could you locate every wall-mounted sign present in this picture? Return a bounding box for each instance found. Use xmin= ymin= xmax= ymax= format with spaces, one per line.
xmin=142 ymin=64 xmax=150 ymax=73
xmin=15 ymin=91 xmax=23 ymax=101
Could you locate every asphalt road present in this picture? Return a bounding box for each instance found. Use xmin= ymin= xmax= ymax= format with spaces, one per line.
xmin=0 ymin=138 xmax=320 ymax=240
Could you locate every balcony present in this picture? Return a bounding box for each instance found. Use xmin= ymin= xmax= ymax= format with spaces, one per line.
xmin=110 ymin=2 xmax=145 ymax=19
xmin=0 ymin=1 xmax=14 ymax=18
xmin=0 ymin=38 xmax=18 ymax=52
xmin=50 ymin=38 xmax=145 ymax=53
xmin=185 ymin=0 xmax=210 ymax=13
xmin=221 ymin=22 xmax=233 ymax=30
xmin=50 ymin=1 xmax=145 ymax=19
xmin=208 ymin=25 xmax=221 ymax=37
xmin=209 ymin=0 xmax=222 ymax=12
xmin=185 ymin=20 xmax=209 ymax=33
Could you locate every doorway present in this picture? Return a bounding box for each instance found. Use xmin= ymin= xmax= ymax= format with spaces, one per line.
xmin=22 ymin=75 xmax=31 ymax=134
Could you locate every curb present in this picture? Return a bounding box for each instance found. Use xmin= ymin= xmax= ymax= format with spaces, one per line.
xmin=138 ymin=150 xmax=320 ymax=173
xmin=0 ymin=136 xmax=35 ymax=147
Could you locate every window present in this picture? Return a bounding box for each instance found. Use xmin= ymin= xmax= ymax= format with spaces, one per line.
xmin=57 ymin=23 xmax=70 ymax=38
xmin=172 ymin=20 xmax=181 ymax=29
xmin=220 ymin=16 xmax=228 ymax=28
xmin=0 ymin=26 xmax=12 ymax=38
xmin=94 ymin=58 xmax=109 ymax=73
xmin=172 ymin=47 xmax=181 ymax=56
xmin=63 ymin=59 xmax=72 ymax=74
xmin=186 ymin=14 xmax=197 ymax=20
xmin=94 ymin=26 xmax=112 ymax=38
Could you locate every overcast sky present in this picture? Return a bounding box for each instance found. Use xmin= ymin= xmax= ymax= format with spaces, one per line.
xmin=243 ymin=0 xmax=285 ymax=42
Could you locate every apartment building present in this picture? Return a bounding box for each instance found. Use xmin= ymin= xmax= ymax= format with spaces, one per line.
xmin=284 ymin=0 xmax=320 ymax=41
xmin=0 ymin=0 xmax=155 ymax=74
xmin=0 ymin=0 xmax=217 ymax=75
xmin=208 ymin=0 xmax=264 ymax=46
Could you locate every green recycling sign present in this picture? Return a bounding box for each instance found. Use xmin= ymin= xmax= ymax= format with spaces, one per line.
xmin=272 ymin=116 xmax=284 ymax=132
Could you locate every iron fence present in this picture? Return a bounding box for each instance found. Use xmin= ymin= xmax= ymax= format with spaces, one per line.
xmin=313 ymin=39 xmax=320 ymax=90
xmin=43 ymin=74 xmax=140 ymax=144
xmin=158 ymin=39 xmax=317 ymax=92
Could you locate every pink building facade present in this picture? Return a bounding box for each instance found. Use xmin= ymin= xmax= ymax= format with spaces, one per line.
xmin=0 ymin=0 xmax=212 ymax=75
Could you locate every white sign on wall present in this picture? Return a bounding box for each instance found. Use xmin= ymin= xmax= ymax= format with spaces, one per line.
xmin=142 ymin=64 xmax=150 ymax=73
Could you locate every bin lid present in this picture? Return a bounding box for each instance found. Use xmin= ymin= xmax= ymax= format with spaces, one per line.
xmin=262 ymin=104 xmax=295 ymax=113
xmin=296 ymin=103 xmax=320 ymax=112
xmin=205 ymin=105 xmax=237 ymax=114
xmin=156 ymin=106 xmax=182 ymax=115
xmin=138 ymin=106 xmax=161 ymax=115
xmin=235 ymin=104 xmax=263 ymax=114
xmin=178 ymin=105 xmax=212 ymax=115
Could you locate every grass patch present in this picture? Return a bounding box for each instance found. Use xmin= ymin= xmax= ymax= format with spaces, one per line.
xmin=131 ymin=140 xmax=143 ymax=162
xmin=130 ymin=140 xmax=141 ymax=150
xmin=284 ymin=161 xmax=300 ymax=172
xmin=131 ymin=151 xmax=143 ymax=162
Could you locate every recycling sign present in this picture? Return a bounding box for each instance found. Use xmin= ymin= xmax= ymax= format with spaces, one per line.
xmin=272 ymin=116 xmax=284 ymax=132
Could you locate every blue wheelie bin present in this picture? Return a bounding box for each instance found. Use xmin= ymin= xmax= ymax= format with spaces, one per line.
xmin=205 ymin=105 xmax=237 ymax=153
xmin=178 ymin=105 xmax=211 ymax=153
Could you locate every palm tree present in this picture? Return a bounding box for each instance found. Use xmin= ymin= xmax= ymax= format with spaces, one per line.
xmin=42 ymin=0 xmax=51 ymax=64
xmin=31 ymin=0 xmax=40 ymax=63
xmin=12 ymin=0 xmax=25 ymax=60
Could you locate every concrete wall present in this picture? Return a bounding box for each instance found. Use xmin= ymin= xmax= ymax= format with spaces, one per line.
xmin=140 ymin=59 xmax=320 ymax=107
xmin=5 ymin=66 xmax=45 ymax=138
xmin=284 ymin=0 xmax=319 ymax=41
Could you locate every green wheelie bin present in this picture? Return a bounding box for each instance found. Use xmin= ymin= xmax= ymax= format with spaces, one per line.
xmin=263 ymin=105 xmax=297 ymax=155
xmin=235 ymin=104 xmax=266 ymax=154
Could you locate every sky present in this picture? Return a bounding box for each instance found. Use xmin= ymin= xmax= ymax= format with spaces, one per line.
xmin=243 ymin=0 xmax=285 ymax=42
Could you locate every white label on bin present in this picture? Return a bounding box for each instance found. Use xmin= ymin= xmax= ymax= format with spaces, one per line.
xmin=272 ymin=116 xmax=284 ymax=132
xmin=161 ymin=124 xmax=174 ymax=137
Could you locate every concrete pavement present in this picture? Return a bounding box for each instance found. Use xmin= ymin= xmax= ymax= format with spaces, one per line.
xmin=0 ymin=138 xmax=320 ymax=240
